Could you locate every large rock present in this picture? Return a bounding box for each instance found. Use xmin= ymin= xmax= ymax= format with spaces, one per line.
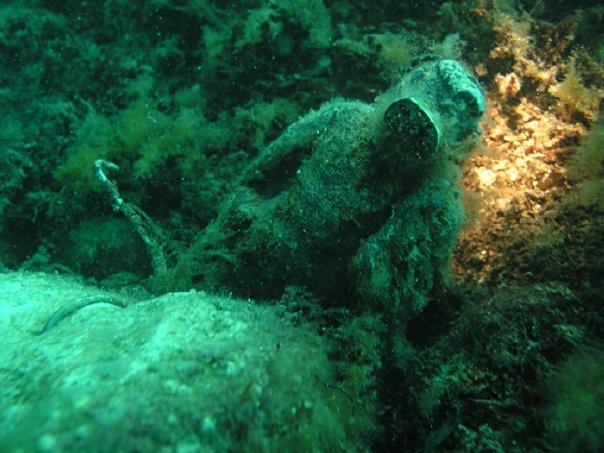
xmin=0 ymin=272 xmax=372 ymax=452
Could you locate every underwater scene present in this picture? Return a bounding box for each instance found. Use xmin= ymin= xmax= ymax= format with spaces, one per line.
xmin=0 ymin=0 xmax=603 ymax=451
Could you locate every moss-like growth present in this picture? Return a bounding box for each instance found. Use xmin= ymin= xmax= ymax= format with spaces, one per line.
xmin=546 ymin=349 xmax=604 ymax=451
xmin=569 ymin=116 xmax=604 ymax=210
xmin=60 ymin=217 xmax=152 ymax=283
xmin=549 ymin=56 xmax=604 ymax=122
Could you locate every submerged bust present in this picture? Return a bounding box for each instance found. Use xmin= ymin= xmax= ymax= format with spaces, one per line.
xmin=175 ymin=58 xmax=485 ymax=319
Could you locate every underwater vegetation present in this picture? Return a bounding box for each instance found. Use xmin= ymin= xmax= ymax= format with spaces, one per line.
xmin=0 ymin=0 xmax=604 ymax=451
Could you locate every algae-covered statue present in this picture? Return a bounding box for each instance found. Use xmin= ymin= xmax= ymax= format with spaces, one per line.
xmin=176 ymin=57 xmax=485 ymax=321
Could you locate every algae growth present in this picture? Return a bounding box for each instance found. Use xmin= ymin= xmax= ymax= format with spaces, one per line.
xmin=1 ymin=0 xmax=604 ymax=451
